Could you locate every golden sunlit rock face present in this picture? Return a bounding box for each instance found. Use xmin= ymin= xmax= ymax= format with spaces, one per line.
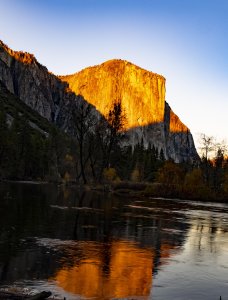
xmin=59 ymin=59 xmax=198 ymax=162
xmin=0 ymin=40 xmax=39 ymax=66
xmin=60 ymin=59 xmax=168 ymax=129
xmin=170 ymin=109 xmax=188 ymax=133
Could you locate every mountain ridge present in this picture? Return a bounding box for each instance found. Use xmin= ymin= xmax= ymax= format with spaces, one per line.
xmin=0 ymin=40 xmax=45 ymax=68
xmin=60 ymin=59 xmax=166 ymax=128
xmin=60 ymin=58 xmax=165 ymax=81
xmin=0 ymin=40 xmax=198 ymax=162
xmin=59 ymin=57 xmax=195 ymax=162
xmin=59 ymin=58 xmax=188 ymax=133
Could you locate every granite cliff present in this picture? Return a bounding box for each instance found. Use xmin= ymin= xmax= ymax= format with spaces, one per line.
xmin=60 ymin=60 xmax=166 ymax=129
xmin=0 ymin=40 xmax=99 ymax=132
xmin=60 ymin=59 xmax=198 ymax=162
xmin=0 ymin=41 xmax=198 ymax=162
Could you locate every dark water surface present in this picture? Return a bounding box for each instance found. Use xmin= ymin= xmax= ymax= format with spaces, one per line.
xmin=0 ymin=183 xmax=228 ymax=299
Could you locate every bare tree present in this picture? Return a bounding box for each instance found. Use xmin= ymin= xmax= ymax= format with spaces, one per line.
xmin=198 ymin=133 xmax=215 ymax=184
xmin=97 ymin=101 xmax=127 ymax=178
xmin=71 ymin=99 xmax=96 ymax=184
xmin=199 ymin=134 xmax=227 ymax=187
xmin=214 ymin=140 xmax=227 ymax=158
xmin=199 ymin=133 xmax=215 ymax=160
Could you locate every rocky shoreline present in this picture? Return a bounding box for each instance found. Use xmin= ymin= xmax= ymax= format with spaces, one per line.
xmin=0 ymin=290 xmax=54 ymax=300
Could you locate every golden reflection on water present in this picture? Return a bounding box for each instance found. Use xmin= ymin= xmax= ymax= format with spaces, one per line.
xmin=52 ymin=240 xmax=165 ymax=299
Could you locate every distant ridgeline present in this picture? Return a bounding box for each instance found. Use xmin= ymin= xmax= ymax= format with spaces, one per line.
xmin=0 ymin=40 xmax=199 ymax=182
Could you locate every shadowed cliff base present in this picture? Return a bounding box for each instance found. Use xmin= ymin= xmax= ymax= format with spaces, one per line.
xmin=125 ymin=124 xmax=198 ymax=163
xmin=122 ymin=100 xmax=198 ymax=163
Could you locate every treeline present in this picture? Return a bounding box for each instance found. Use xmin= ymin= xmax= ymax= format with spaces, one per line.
xmin=66 ymin=100 xmax=167 ymax=185
xmin=0 ymin=110 xmax=64 ymax=181
xmin=1 ymin=89 xmax=228 ymax=201
xmin=0 ymin=96 xmax=165 ymax=184
xmin=0 ymin=83 xmax=72 ymax=181
xmin=144 ymin=150 xmax=228 ymax=201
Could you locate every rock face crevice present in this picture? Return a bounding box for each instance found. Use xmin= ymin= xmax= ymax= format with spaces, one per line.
xmin=0 ymin=41 xmax=198 ymax=162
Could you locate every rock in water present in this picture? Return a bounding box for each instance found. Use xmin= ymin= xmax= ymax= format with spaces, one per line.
xmin=27 ymin=291 xmax=52 ymax=300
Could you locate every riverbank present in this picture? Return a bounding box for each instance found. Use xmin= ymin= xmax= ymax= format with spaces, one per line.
xmin=1 ymin=179 xmax=228 ymax=203
xmin=0 ymin=289 xmax=58 ymax=300
xmin=93 ymin=181 xmax=228 ymax=203
xmin=1 ymin=180 xmax=50 ymax=185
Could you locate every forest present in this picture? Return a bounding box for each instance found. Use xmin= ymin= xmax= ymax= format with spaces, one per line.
xmin=0 ymin=84 xmax=228 ymax=202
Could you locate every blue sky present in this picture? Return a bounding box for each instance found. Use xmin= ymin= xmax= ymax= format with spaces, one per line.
xmin=0 ymin=0 xmax=228 ymax=151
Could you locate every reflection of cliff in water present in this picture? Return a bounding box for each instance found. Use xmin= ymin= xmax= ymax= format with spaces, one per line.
xmin=52 ymin=240 xmax=176 ymax=299
xmin=0 ymin=183 xmax=190 ymax=298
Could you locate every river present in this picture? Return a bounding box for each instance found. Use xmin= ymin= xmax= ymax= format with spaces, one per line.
xmin=0 ymin=183 xmax=228 ymax=299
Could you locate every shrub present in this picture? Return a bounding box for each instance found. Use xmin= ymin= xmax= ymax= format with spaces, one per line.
xmin=103 ymin=168 xmax=120 ymax=183
xmin=131 ymin=168 xmax=140 ymax=182
xmin=184 ymin=168 xmax=213 ymax=200
xmin=63 ymin=171 xmax=71 ymax=184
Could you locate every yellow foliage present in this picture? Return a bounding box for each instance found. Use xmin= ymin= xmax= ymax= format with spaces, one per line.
xmin=64 ymin=171 xmax=71 ymax=183
xmin=131 ymin=168 xmax=140 ymax=182
xmin=184 ymin=168 xmax=204 ymax=187
xmin=184 ymin=168 xmax=212 ymax=199
xmin=157 ymin=161 xmax=183 ymax=185
xmin=65 ymin=154 xmax=73 ymax=161
xmin=103 ymin=168 xmax=120 ymax=182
